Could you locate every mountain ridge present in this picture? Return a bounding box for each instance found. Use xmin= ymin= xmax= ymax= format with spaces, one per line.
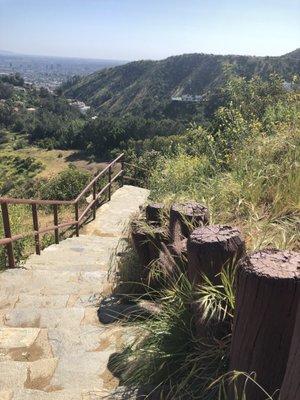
xmin=63 ymin=50 xmax=300 ymax=118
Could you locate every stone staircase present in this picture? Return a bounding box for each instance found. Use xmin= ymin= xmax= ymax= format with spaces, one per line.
xmin=0 ymin=185 xmax=149 ymax=400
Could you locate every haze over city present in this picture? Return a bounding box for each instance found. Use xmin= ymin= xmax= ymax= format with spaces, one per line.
xmin=0 ymin=0 xmax=299 ymax=61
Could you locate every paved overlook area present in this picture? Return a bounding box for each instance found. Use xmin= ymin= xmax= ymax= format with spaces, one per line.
xmin=0 ymin=185 xmax=150 ymax=400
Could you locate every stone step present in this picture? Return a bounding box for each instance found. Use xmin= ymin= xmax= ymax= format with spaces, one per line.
xmin=3 ymin=308 xmax=85 ymax=329
xmin=0 ymin=388 xmax=112 ymax=400
xmin=25 ymin=262 xmax=108 ymax=272
xmin=28 ymin=236 xmax=122 ymax=255
xmin=46 ymin=324 xmax=122 ymax=355
xmin=0 ymin=357 xmax=58 ymax=389
xmin=0 ymin=270 xmax=109 ymax=296
xmin=0 ymin=186 xmax=150 ymax=398
xmin=0 ymin=327 xmax=52 ymax=362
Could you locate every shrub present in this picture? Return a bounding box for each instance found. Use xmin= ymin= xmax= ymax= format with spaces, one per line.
xmin=39 ymin=165 xmax=91 ymax=201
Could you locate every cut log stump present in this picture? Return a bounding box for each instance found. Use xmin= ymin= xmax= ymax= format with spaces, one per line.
xmin=187 ymin=225 xmax=245 ymax=286
xmin=279 ymin=301 xmax=300 ymax=400
xmin=131 ymin=222 xmax=168 ymax=275
xmin=157 ymin=240 xmax=188 ymax=278
xmin=229 ymin=249 xmax=300 ymax=400
xmin=169 ymin=202 xmax=209 ymax=244
xmin=145 ymin=203 xmax=164 ymax=226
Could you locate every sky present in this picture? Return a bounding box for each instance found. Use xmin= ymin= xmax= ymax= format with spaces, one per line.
xmin=0 ymin=0 xmax=299 ymax=61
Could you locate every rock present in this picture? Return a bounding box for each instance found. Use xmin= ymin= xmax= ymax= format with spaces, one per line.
xmin=98 ymin=296 xmax=161 ymax=324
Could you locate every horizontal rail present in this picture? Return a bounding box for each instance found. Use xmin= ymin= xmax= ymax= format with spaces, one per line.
xmin=0 ymin=152 xmax=141 ymax=268
xmin=0 ymin=220 xmax=77 ymax=246
xmin=0 ymin=197 xmax=73 ymax=206
xmin=74 ymin=153 xmax=124 ymax=203
xmin=78 ymin=170 xmax=123 ymax=223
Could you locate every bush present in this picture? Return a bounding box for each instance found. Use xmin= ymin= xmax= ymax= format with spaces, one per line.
xmin=40 ymin=165 xmax=91 ymax=201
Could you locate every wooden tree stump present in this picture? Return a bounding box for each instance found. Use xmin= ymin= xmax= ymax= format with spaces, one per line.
xmin=229 ymin=249 xmax=300 ymax=400
xmin=145 ymin=203 xmax=164 ymax=226
xmin=280 ymin=302 xmax=300 ymax=400
xmin=157 ymin=240 xmax=188 ymax=279
xmin=169 ymin=202 xmax=209 ymax=244
xmin=187 ymin=225 xmax=245 ymax=286
xmin=131 ymin=222 xmax=168 ymax=275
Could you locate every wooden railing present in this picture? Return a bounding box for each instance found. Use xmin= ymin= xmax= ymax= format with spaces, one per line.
xmin=0 ymin=153 xmax=125 ymax=268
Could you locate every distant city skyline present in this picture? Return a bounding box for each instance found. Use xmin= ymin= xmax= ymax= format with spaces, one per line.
xmin=0 ymin=0 xmax=299 ymax=61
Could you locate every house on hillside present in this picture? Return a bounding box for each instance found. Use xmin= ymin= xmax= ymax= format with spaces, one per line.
xmin=171 ymin=94 xmax=203 ymax=102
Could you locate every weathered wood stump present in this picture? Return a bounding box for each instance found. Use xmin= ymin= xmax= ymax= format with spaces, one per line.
xmin=131 ymin=222 xmax=168 ymax=277
xmin=157 ymin=240 xmax=188 ymax=279
xmin=187 ymin=225 xmax=245 ymax=286
xmin=169 ymin=202 xmax=209 ymax=244
xmin=145 ymin=203 xmax=164 ymax=226
xmin=229 ymin=249 xmax=300 ymax=400
xmin=280 ymin=302 xmax=300 ymax=400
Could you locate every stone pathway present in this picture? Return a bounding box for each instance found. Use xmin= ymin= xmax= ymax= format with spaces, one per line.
xmin=0 ymin=185 xmax=149 ymax=400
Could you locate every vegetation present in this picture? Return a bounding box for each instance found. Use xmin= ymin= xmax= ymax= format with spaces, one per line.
xmin=0 ymin=53 xmax=299 ymax=398
xmin=0 ymin=165 xmax=92 ymax=268
xmin=133 ymin=73 xmax=300 ymax=252
xmin=63 ymin=51 xmax=300 ymax=119
xmin=111 ymin=267 xmax=234 ymax=399
xmin=110 ymin=73 xmax=299 ymax=399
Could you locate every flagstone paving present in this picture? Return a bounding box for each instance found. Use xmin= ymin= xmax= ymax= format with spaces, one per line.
xmin=0 ymin=185 xmax=149 ymax=400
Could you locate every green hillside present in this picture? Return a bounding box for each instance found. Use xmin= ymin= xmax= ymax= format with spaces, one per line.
xmin=63 ymin=51 xmax=300 ymax=118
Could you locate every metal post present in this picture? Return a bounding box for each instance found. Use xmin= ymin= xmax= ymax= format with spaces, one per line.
xmin=32 ymin=203 xmax=41 ymax=255
xmin=75 ymin=202 xmax=79 ymax=237
xmin=53 ymin=204 xmax=59 ymax=244
xmin=92 ymin=182 xmax=97 ymax=219
xmin=121 ymin=156 xmax=125 ymax=187
xmin=1 ymin=202 xmax=15 ymax=268
xmin=108 ymin=165 xmax=112 ymax=201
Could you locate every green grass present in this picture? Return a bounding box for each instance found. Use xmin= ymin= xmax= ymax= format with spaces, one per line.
xmin=111 ymin=77 xmax=299 ymax=399
xmin=149 ymin=125 xmax=300 ymax=252
xmin=110 ymin=267 xmax=235 ymax=399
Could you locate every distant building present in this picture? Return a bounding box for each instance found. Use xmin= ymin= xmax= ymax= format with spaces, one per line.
xmin=69 ymin=100 xmax=91 ymax=114
xmin=283 ymin=81 xmax=293 ymax=92
xmin=14 ymin=86 xmax=26 ymax=92
xmin=283 ymin=81 xmax=300 ymax=92
xmin=171 ymin=94 xmax=203 ymax=102
xmin=27 ymin=107 xmax=36 ymax=112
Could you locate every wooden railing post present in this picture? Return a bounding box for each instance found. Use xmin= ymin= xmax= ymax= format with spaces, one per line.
xmin=108 ymin=165 xmax=112 ymax=201
xmin=53 ymin=204 xmax=59 ymax=244
xmin=121 ymin=155 xmax=125 ymax=186
xmin=0 ymin=153 xmax=125 ymax=259
xmin=75 ymin=202 xmax=79 ymax=237
xmin=92 ymin=181 xmax=97 ymax=219
xmin=32 ymin=203 xmax=41 ymax=255
xmin=1 ymin=202 xmax=15 ymax=268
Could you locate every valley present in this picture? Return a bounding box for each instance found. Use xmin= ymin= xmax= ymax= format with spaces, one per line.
xmin=0 ymin=47 xmax=299 ymax=400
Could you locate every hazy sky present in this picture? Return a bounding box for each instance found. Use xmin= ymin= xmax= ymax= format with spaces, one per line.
xmin=0 ymin=0 xmax=299 ymax=60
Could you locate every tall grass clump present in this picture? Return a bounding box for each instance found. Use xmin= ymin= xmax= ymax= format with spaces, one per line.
xmin=111 ymin=74 xmax=299 ymax=399
xmin=148 ymin=75 xmax=300 ymax=251
xmin=111 ymin=267 xmax=235 ymax=399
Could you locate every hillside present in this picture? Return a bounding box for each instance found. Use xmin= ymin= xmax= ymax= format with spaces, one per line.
xmin=63 ymin=51 xmax=300 ymax=118
xmin=282 ymin=48 xmax=300 ymax=60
